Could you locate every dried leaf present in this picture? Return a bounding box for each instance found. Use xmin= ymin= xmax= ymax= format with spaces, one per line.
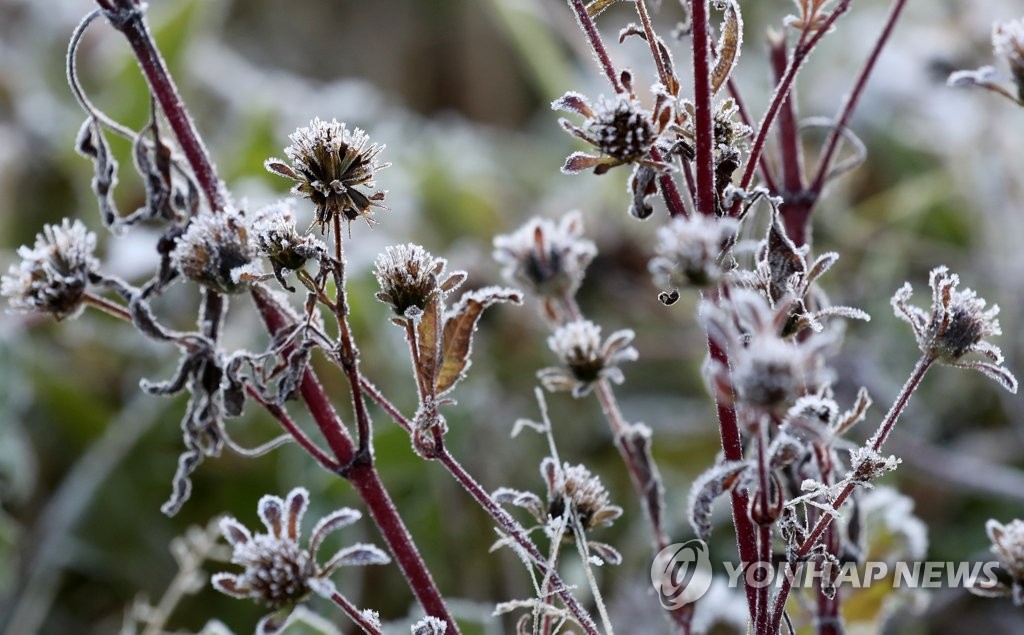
xmin=435 ymin=287 xmax=522 ymax=395
xmin=416 ymin=295 xmax=443 ymax=393
xmin=688 ymin=460 xmax=749 ymax=541
xmin=710 ymin=1 xmax=743 ymax=94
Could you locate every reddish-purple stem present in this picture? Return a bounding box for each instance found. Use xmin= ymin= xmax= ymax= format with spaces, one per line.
xmin=809 ymin=0 xmax=909 ymax=197
xmin=252 ymin=287 xmax=458 ymax=631
xmin=566 ymin=0 xmax=623 ymax=93
xmin=246 ymin=386 xmax=341 ymax=472
xmin=689 ymin=0 xmax=716 ymax=216
xmin=652 ymin=147 xmax=689 ymax=218
xmin=768 ymin=355 xmax=934 ymax=631
xmin=726 ymin=78 xmax=781 ymax=195
xmin=326 ymin=589 xmax=383 ymax=635
xmin=97 ymin=0 xmax=224 ymax=212
xmin=730 ymin=1 xmax=852 ymax=217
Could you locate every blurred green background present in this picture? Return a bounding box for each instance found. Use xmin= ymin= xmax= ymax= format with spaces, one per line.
xmin=0 ymin=0 xmax=1023 ymax=633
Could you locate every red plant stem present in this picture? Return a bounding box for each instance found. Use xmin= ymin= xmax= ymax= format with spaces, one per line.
xmin=245 ymin=386 xmax=341 ymax=472
xmin=96 ymin=0 xmax=224 ymax=212
xmin=768 ymin=354 xmax=934 ymax=632
xmin=811 ymin=445 xmax=841 ymax=635
xmin=688 ymin=0 xmax=716 ymax=216
xmin=726 ymin=79 xmax=780 ymax=195
xmin=769 ymin=37 xmax=812 ymax=247
xmin=652 ymin=147 xmax=689 ymax=218
xmin=754 ymin=418 xmax=772 ymax=633
xmin=730 ymin=1 xmax=852 ymax=217
xmin=253 ymin=290 xmax=457 ymax=631
xmin=360 ymin=376 xmax=411 ymax=433
xmin=635 ymin=0 xmax=670 ymax=88
xmin=708 ymin=336 xmax=759 ymax=619
xmin=809 ymin=0 xmax=910 ymax=197
xmin=436 ymin=447 xmax=601 ymax=635
xmin=327 ymin=589 xmax=383 ymax=635
xmin=566 ymin=0 xmax=623 ymax=93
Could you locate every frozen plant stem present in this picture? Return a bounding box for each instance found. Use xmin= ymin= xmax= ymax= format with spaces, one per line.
xmin=689 ymin=0 xmax=716 ymax=216
xmin=731 ymin=0 xmax=853 ymax=217
xmin=768 ymin=354 xmax=935 ymax=632
xmin=94 ymin=0 xmax=224 ymax=211
xmin=252 ymin=287 xmax=458 ymax=631
xmin=809 ymin=0 xmax=910 ymax=197
xmin=92 ymin=3 xmax=457 ymax=625
xmin=566 ymin=0 xmax=622 ymax=93
xmin=325 ymin=590 xmax=382 ymax=635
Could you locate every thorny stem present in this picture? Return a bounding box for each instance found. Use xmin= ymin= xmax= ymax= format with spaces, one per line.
xmin=244 ymin=386 xmax=341 ymax=472
xmin=566 ymin=0 xmax=623 ymax=93
xmin=808 ymin=0 xmax=910 ymax=198
xmin=325 ymin=588 xmax=382 ymax=635
xmin=767 ymin=354 xmax=935 ymax=632
xmin=688 ymin=0 xmax=716 ymax=216
xmin=94 ymin=0 xmax=225 ymax=212
xmin=731 ymin=1 xmax=853 ymax=217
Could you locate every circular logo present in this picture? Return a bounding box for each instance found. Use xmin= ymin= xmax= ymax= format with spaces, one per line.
xmin=650 ymin=539 xmax=713 ymax=609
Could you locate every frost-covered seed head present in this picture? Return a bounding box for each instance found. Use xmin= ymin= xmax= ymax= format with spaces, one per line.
xmin=252 ymin=202 xmax=324 ymax=273
xmin=538 ymin=319 xmax=638 ymax=398
xmin=588 ymin=96 xmax=656 ymax=162
xmin=988 ymin=519 xmax=1024 ymax=584
xmin=172 ymin=208 xmax=259 ymax=294
xmin=649 ymin=214 xmax=738 ymax=290
xmin=2 ymin=218 xmax=98 ymax=320
xmin=733 ymin=338 xmax=804 ymax=408
xmin=543 ymin=459 xmax=623 ymax=533
xmin=892 ymin=267 xmax=1016 ymax=392
xmin=993 ymin=18 xmax=1024 ymax=92
xmin=213 ymin=487 xmax=390 ymax=630
xmin=265 ymin=118 xmax=389 ymax=228
xmin=492 ymin=212 xmax=596 ymax=299
xmin=374 ymin=244 xmax=451 ymax=317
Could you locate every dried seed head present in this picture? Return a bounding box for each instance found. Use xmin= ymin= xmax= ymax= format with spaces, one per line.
xmin=374 ymin=243 xmax=464 ymax=318
xmin=213 ymin=488 xmax=389 ymax=629
xmin=172 ymin=208 xmax=259 ymax=294
xmin=252 ymin=202 xmax=324 ymax=271
xmin=492 ymin=211 xmax=596 ymax=299
xmin=649 ymin=214 xmax=738 ymax=291
xmin=993 ymin=18 xmax=1024 ymax=97
xmin=2 ymin=218 xmax=98 ymax=320
xmin=987 ymin=519 xmax=1024 ymax=599
xmin=588 ymin=96 xmax=656 ymax=162
xmin=538 ymin=319 xmax=638 ymax=398
xmin=265 ymin=118 xmax=389 ymax=229
xmin=703 ymin=289 xmax=838 ymax=410
xmin=892 ymin=267 xmax=1017 ymax=393
xmin=542 ymin=458 xmax=623 ymax=533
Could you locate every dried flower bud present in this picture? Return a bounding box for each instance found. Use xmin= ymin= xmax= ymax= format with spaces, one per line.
xmin=702 ymin=289 xmax=837 ymax=410
xmin=542 ymin=458 xmax=623 ymax=533
xmin=172 ymin=208 xmax=260 ymax=294
xmin=374 ymin=243 xmax=465 ymax=318
xmin=213 ymin=487 xmax=389 ymax=634
xmin=892 ymin=266 xmax=1017 ymax=393
xmin=976 ymin=518 xmax=1024 ymax=605
xmin=492 ymin=211 xmax=596 ymax=300
xmin=412 ymin=616 xmax=448 ymax=634
xmin=848 ymin=447 xmax=901 ymax=484
xmin=993 ymin=18 xmax=1024 ymax=99
xmin=555 ymin=92 xmax=667 ymax=174
xmin=265 ymin=118 xmax=389 ymax=229
xmin=538 ymin=319 xmax=638 ymax=398
xmin=2 ymin=218 xmax=98 ymax=320
xmin=252 ymin=202 xmax=324 ymax=290
xmin=649 ymin=214 xmax=738 ymax=291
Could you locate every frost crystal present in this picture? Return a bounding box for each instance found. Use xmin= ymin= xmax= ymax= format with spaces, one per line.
xmin=2 ymin=218 xmax=98 ymax=320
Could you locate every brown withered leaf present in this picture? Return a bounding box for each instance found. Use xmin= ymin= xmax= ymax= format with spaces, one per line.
xmin=764 ymin=211 xmax=806 ymax=303
xmin=688 ymin=460 xmax=749 ymax=541
xmin=416 ymin=294 xmax=443 ymax=393
xmin=435 ymin=287 xmax=522 ymax=395
xmin=586 ymin=0 xmax=624 ymax=18
xmin=710 ymin=0 xmax=743 ymax=95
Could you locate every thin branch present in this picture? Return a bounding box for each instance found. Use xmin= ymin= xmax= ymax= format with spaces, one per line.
xmin=325 ymin=590 xmax=383 ymax=635
xmin=245 ymin=386 xmax=341 ymax=472
xmin=566 ymin=0 xmax=623 ymax=93
xmin=689 ymin=0 xmax=716 ymax=215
